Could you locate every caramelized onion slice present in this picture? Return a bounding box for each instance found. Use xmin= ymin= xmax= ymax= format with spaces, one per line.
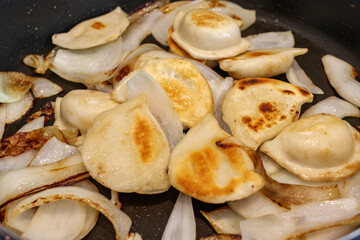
xmin=0 ymin=152 xmax=89 ymax=208
xmin=201 ymin=206 xmax=243 ymax=234
xmin=0 ymin=72 xmax=32 ymax=103
xmin=161 ymin=193 xmax=196 ymax=240
xmin=200 ymin=234 xmax=241 ymax=240
xmin=301 ymin=96 xmax=360 ymax=119
xmin=11 ymin=186 xmax=132 ymax=240
xmin=3 ymin=199 xmax=37 ymax=233
xmin=5 ymin=92 xmax=34 ymax=124
xmin=17 ymin=116 xmax=44 ymax=133
xmin=286 ymin=60 xmax=324 ymax=94
xmin=52 ymin=7 xmax=129 ymax=50
xmin=252 ymin=152 xmax=340 ymax=207
xmin=23 ymin=54 xmax=51 ymax=74
xmin=0 ymin=126 xmax=66 ymax=158
xmin=240 ymin=198 xmax=360 ymax=240
xmin=322 ymin=54 xmax=360 ymax=107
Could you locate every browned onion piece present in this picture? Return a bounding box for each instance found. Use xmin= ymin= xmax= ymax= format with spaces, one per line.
xmin=0 ymin=126 xmax=66 ymax=158
xmin=200 ymin=206 xmax=243 ymax=234
xmin=0 ymin=153 xmax=89 ymax=209
xmin=10 ymin=186 xmax=132 ymax=240
xmin=26 ymin=102 xmax=54 ymax=124
xmin=251 ymin=151 xmax=340 ymax=207
xmin=199 ymin=233 xmax=242 ymax=240
xmin=0 ymin=72 xmax=33 ymax=103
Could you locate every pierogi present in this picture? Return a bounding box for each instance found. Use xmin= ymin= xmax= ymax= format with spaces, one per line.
xmin=222 ymin=78 xmax=313 ymax=150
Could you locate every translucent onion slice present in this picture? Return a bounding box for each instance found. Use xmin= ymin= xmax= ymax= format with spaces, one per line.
xmin=246 ymin=31 xmax=295 ymax=50
xmin=211 ymin=76 xmax=233 ymax=133
xmin=17 ymin=116 xmax=44 ymax=133
xmin=240 ymin=198 xmax=360 ymax=240
xmin=31 ymin=77 xmax=63 ymax=98
xmin=52 ymin=7 xmax=129 ymax=50
xmin=3 ymin=199 xmax=37 ymax=233
xmin=22 ymin=199 xmax=87 ymax=240
xmin=286 ymin=60 xmax=324 ymax=94
xmin=73 ymin=180 xmax=100 ymax=240
xmin=49 ymin=38 xmax=125 ymax=84
xmin=0 ymin=104 xmax=6 ymax=140
xmin=29 ymin=136 xmax=78 ymax=166
xmin=23 ymin=54 xmax=50 ymax=74
xmin=87 ymin=80 xmax=113 ymax=93
xmin=128 ymin=0 xmax=170 ymax=23
xmin=5 ymin=92 xmax=33 ymax=124
xmin=0 ymin=149 xmax=37 ymax=173
xmin=151 ymin=0 xmax=203 ymax=46
xmin=122 ymin=9 xmax=163 ymax=53
xmin=161 ymin=192 xmax=196 ymax=240
xmin=322 ymin=54 xmax=360 ymax=107
xmin=227 ymin=192 xmax=287 ymax=219
xmin=10 ymin=186 xmax=132 ymax=240
xmin=301 ymin=96 xmax=360 ymax=119
xmin=304 ymin=224 xmax=359 ymax=240
xmin=0 ymin=152 xmax=89 ymax=208
xmin=200 ymin=206 xmax=244 ymax=234
xmin=0 ymin=72 xmax=32 ymax=103
xmin=252 ymin=151 xmax=340 ymax=207
xmin=126 ymin=70 xmax=184 ymax=150
xmin=0 ymin=126 xmax=66 ymax=158
xmin=200 ymin=234 xmax=241 ymax=240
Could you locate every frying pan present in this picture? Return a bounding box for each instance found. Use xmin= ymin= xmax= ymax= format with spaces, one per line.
xmin=0 ymin=0 xmax=360 ymax=239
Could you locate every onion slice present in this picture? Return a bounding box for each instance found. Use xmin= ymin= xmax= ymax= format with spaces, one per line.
xmin=128 ymin=0 xmax=170 ymax=23
xmin=3 ymin=199 xmax=37 ymax=233
xmin=286 ymin=60 xmax=324 ymax=94
xmin=0 ymin=126 xmax=66 ymax=158
xmin=126 ymin=70 xmax=184 ymax=150
xmin=227 ymin=192 xmax=287 ymax=219
xmin=31 ymin=77 xmax=63 ymax=98
xmin=0 ymin=149 xmax=37 ymax=172
xmin=240 ymin=198 xmax=360 ymax=240
xmin=0 ymin=152 xmax=89 ymax=208
xmin=322 ymin=54 xmax=360 ymax=107
xmin=246 ymin=31 xmax=295 ymax=50
xmin=200 ymin=234 xmax=241 ymax=240
xmin=29 ymin=136 xmax=78 ymax=166
xmin=5 ymin=92 xmax=33 ymax=124
xmin=0 ymin=104 xmax=6 ymax=140
xmin=22 ymin=199 xmax=87 ymax=240
xmin=49 ymin=38 xmax=125 ymax=84
xmin=161 ymin=192 xmax=196 ymax=240
xmin=0 ymin=72 xmax=32 ymax=103
xmin=301 ymin=96 xmax=360 ymax=119
xmin=17 ymin=116 xmax=44 ymax=133
xmin=252 ymin=151 xmax=340 ymax=207
xmin=200 ymin=206 xmax=244 ymax=234
xmin=10 ymin=186 xmax=132 ymax=240
xmin=122 ymin=9 xmax=163 ymax=53
xmin=23 ymin=54 xmax=51 ymax=74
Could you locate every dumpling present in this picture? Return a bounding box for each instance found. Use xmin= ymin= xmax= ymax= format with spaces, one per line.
xmin=169 ymin=114 xmax=264 ymax=203
xmin=171 ymin=9 xmax=251 ymax=60
xmin=52 ymin=7 xmax=129 ymax=49
xmin=140 ymin=58 xmax=213 ymax=128
xmin=82 ymin=94 xmax=171 ymax=194
xmin=259 ymin=113 xmax=360 ymax=181
xmin=222 ymin=78 xmax=313 ymax=150
xmin=59 ymin=90 xmax=118 ymax=134
xmin=219 ymin=48 xmax=308 ymax=79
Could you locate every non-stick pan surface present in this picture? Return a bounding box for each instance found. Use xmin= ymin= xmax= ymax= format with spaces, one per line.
xmin=0 ymin=0 xmax=359 ymax=239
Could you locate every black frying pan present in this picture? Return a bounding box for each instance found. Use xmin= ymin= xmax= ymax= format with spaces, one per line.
xmin=0 ymin=0 xmax=359 ymax=239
